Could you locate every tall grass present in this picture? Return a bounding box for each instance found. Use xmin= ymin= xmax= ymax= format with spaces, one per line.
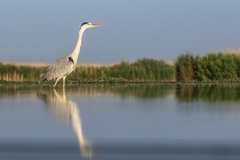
xmin=69 ymin=58 xmax=176 ymax=82
xmin=0 ymin=62 xmax=47 ymax=82
xmin=0 ymin=58 xmax=175 ymax=83
xmin=2 ymin=52 xmax=240 ymax=83
xmin=175 ymin=52 xmax=240 ymax=82
xmin=196 ymin=53 xmax=240 ymax=81
xmin=175 ymin=53 xmax=198 ymax=82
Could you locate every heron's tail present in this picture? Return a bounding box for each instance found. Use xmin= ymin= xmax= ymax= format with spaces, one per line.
xmin=36 ymin=74 xmax=46 ymax=84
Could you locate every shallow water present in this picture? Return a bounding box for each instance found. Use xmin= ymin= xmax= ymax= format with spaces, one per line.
xmin=1 ymin=83 xmax=240 ymax=159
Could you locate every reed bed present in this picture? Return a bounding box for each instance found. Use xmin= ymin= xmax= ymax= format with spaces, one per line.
xmin=0 ymin=58 xmax=175 ymax=83
xmin=2 ymin=52 xmax=240 ymax=83
xmin=175 ymin=52 xmax=240 ymax=82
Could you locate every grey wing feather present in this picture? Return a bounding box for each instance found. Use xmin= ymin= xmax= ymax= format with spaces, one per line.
xmin=38 ymin=57 xmax=74 ymax=83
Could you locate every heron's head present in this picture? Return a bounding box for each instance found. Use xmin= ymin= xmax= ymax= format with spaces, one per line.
xmin=80 ymin=22 xmax=102 ymax=31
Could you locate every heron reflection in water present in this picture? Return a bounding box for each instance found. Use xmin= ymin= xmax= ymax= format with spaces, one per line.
xmin=37 ymin=88 xmax=92 ymax=157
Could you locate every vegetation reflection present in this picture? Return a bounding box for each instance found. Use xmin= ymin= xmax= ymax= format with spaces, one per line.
xmin=176 ymin=84 xmax=240 ymax=102
xmin=2 ymin=83 xmax=240 ymax=103
xmin=0 ymin=84 xmax=175 ymax=100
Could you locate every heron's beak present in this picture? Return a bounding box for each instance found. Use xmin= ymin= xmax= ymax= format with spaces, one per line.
xmin=92 ymin=24 xmax=102 ymax=27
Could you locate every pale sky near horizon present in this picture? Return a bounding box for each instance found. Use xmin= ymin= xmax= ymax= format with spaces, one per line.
xmin=0 ymin=0 xmax=240 ymax=64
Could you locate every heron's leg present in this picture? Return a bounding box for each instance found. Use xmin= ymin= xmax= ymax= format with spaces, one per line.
xmin=62 ymin=76 xmax=66 ymax=88
xmin=53 ymin=77 xmax=61 ymax=88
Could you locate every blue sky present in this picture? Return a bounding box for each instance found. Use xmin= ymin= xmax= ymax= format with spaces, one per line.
xmin=0 ymin=0 xmax=240 ymax=64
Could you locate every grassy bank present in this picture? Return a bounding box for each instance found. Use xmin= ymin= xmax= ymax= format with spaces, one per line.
xmin=0 ymin=58 xmax=176 ymax=83
xmin=2 ymin=52 xmax=240 ymax=83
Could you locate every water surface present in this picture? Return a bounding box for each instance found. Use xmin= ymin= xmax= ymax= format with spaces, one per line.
xmin=1 ymin=83 xmax=240 ymax=159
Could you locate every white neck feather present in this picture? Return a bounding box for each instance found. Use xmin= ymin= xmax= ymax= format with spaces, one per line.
xmin=71 ymin=27 xmax=86 ymax=64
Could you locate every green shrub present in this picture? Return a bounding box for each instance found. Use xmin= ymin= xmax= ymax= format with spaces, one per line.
xmin=196 ymin=53 xmax=240 ymax=81
xmin=175 ymin=53 xmax=197 ymax=82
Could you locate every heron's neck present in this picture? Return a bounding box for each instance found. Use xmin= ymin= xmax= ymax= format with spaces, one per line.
xmin=72 ymin=28 xmax=85 ymax=63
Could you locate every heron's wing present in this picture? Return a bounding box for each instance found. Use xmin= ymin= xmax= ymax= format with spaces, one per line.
xmin=44 ymin=57 xmax=74 ymax=80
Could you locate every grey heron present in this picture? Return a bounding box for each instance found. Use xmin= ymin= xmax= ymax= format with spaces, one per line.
xmin=37 ymin=22 xmax=101 ymax=88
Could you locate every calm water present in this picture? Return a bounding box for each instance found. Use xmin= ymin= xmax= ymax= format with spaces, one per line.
xmin=1 ymin=83 xmax=240 ymax=159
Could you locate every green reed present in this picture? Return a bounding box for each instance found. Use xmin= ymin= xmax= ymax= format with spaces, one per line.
xmin=175 ymin=52 xmax=240 ymax=82
xmin=0 ymin=58 xmax=175 ymax=83
xmin=3 ymin=52 xmax=240 ymax=83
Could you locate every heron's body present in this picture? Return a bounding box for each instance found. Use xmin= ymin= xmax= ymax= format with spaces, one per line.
xmin=37 ymin=55 xmax=75 ymax=87
xmin=37 ymin=22 xmax=101 ymax=88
